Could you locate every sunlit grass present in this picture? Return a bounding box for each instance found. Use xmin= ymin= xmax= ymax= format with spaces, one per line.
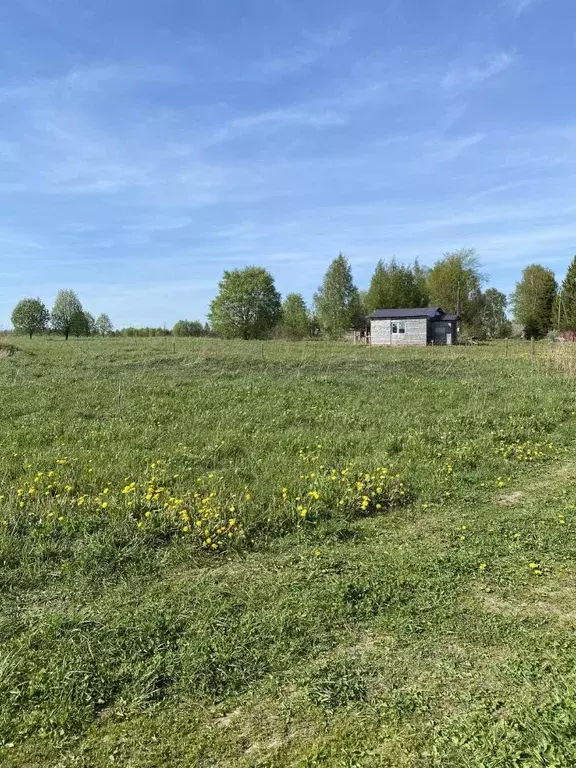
xmin=1 ymin=337 xmax=576 ymax=766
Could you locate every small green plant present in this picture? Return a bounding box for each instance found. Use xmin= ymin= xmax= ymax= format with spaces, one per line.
xmin=307 ymin=660 xmax=370 ymax=711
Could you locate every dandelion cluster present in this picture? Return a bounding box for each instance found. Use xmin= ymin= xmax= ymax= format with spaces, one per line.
xmin=281 ymin=464 xmax=409 ymax=524
xmin=140 ymin=472 xmax=247 ymax=551
xmin=497 ymin=439 xmax=560 ymax=463
xmin=0 ymin=458 xmax=246 ymax=553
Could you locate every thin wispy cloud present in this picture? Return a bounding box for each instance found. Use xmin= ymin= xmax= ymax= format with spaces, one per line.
xmin=0 ymin=63 xmax=183 ymax=104
xmin=211 ymin=79 xmax=389 ymax=143
xmin=442 ymin=51 xmax=517 ymax=91
xmin=506 ymin=0 xmax=543 ymax=16
xmin=122 ymin=217 xmax=193 ymax=233
xmin=0 ymin=0 xmax=574 ymax=327
xmin=226 ymin=107 xmax=347 ymax=131
xmin=241 ymin=21 xmax=354 ymax=81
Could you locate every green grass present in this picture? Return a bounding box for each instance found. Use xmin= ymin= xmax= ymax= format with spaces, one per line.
xmin=2 ymin=337 xmax=576 ymax=766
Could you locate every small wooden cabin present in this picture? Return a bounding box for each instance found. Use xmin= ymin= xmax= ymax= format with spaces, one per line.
xmin=368 ymin=307 xmax=459 ymax=346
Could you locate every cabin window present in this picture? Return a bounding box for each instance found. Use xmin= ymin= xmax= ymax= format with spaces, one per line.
xmin=392 ymin=321 xmax=406 ymax=334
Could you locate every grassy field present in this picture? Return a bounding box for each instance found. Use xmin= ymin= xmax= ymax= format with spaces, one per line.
xmin=1 ymin=337 xmax=576 ymax=767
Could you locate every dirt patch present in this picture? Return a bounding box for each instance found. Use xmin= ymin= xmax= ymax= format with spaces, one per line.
xmin=244 ymin=736 xmax=285 ymax=755
xmin=482 ymin=593 xmax=576 ymax=622
xmin=496 ymin=491 xmax=523 ymax=506
xmin=213 ymin=706 xmax=243 ymax=730
xmin=0 ymin=343 xmax=18 ymax=357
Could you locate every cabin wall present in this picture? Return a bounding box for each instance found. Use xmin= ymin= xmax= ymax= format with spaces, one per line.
xmin=370 ymin=318 xmax=428 ymax=346
xmin=370 ymin=318 xmax=391 ymax=345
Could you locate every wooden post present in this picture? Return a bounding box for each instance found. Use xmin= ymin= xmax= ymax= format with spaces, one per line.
xmin=531 ymin=337 xmax=536 ymax=364
xmin=505 ymin=337 xmax=509 ymax=358
xmin=261 ymin=342 xmax=264 ymax=361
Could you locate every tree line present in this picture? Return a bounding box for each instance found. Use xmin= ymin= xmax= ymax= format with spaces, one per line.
xmin=207 ymin=249 xmax=511 ymax=341
xmin=10 ymin=250 xmax=576 ymax=341
xmin=9 ymin=292 xmax=212 ymax=340
xmin=207 ymin=250 xmax=576 ymax=341
xmin=11 ymin=291 xmax=113 ymax=339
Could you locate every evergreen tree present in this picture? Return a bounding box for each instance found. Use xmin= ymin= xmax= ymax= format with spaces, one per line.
xmin=313 ymin=254 xmax=362 ymax=339
xmin=209 ymin=267 xmax=282 ymax=340
xmin=11 ymin=298 xmax=49 ymax=338
xmin=511 ymin=264 xmax=557 ymax=339
xmin=280 ymin=293 xmax=310 ymax=340
xmin=365 ymin=259 xmax=429 ymax=312
xmin=412 ymin=260 xmax=429 ymax=307
xmin=388 ymin=260 xmax=413 ymax=307
xmin=365 ymin=260 xmax=389 ymax=312
xmin=556 ymin=256 xmax=576 ymax=331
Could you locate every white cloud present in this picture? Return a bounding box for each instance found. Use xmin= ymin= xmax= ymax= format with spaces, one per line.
xmin=121 ymin=217 xmax=193 ymax=233
xmin=226 ymin=107 xmax=347 ymax=131
xmin=442 ymin=51 xmax=517 ymax=91
xmin=211 ymin=80 xmax=387 ymax=143
xmin=240 ymin=21 xmax=354 ymax=81
xmin=506 ymin=0 xmax=543 ymax=16
xmin=418 ymin=133 xmax=486 ymax=164
xmin=0 ymin=63 xmax=182 ymax=104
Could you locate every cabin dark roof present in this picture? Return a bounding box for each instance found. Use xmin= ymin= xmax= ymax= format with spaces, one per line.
xmin=369 ymin=307 xmax=441 ymax=319
xmin=368 ymin=307 xmax=459 ymax=321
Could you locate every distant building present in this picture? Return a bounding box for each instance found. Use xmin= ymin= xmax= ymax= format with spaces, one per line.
xmin=368 ymin=307 xmax=458 ymax=346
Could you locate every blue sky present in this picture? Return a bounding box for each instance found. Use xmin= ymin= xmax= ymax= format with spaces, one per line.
xmin=0 ymin=0 xmax=574 ymax=328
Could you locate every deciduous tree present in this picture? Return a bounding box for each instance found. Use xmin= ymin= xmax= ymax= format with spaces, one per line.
xmin=83 ymin=312 xmax=96 ymax=336
xmin=427 ymin=248 xmax=485 ymax=332
xmin=94 ymin=314 xmax=114 ymax=336
xmin=11 ymin=298 xmax=49 ymax=338
xmin=71 ymin=310 xmax=91 ymax=338
xmin=280 ymin=293 xmax=310 ymax=340
xmin=511 ymin=264 xmax=557 ymax=339
xmin=209 ymin=267 xmax=282 ymax=339
xmin=480 ymin=288 xmax=511 ymax=339
xmin=172 ymin=320 xmax=205 ymax=336
xmin=314 ymin=254 xmax=362 ymax=339
xmin=51 ymin=290 xmax=83 ymax=340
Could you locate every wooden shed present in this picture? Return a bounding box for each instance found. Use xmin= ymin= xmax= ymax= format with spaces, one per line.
xmin=368 ymin=307 xmax=459 ymax=346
